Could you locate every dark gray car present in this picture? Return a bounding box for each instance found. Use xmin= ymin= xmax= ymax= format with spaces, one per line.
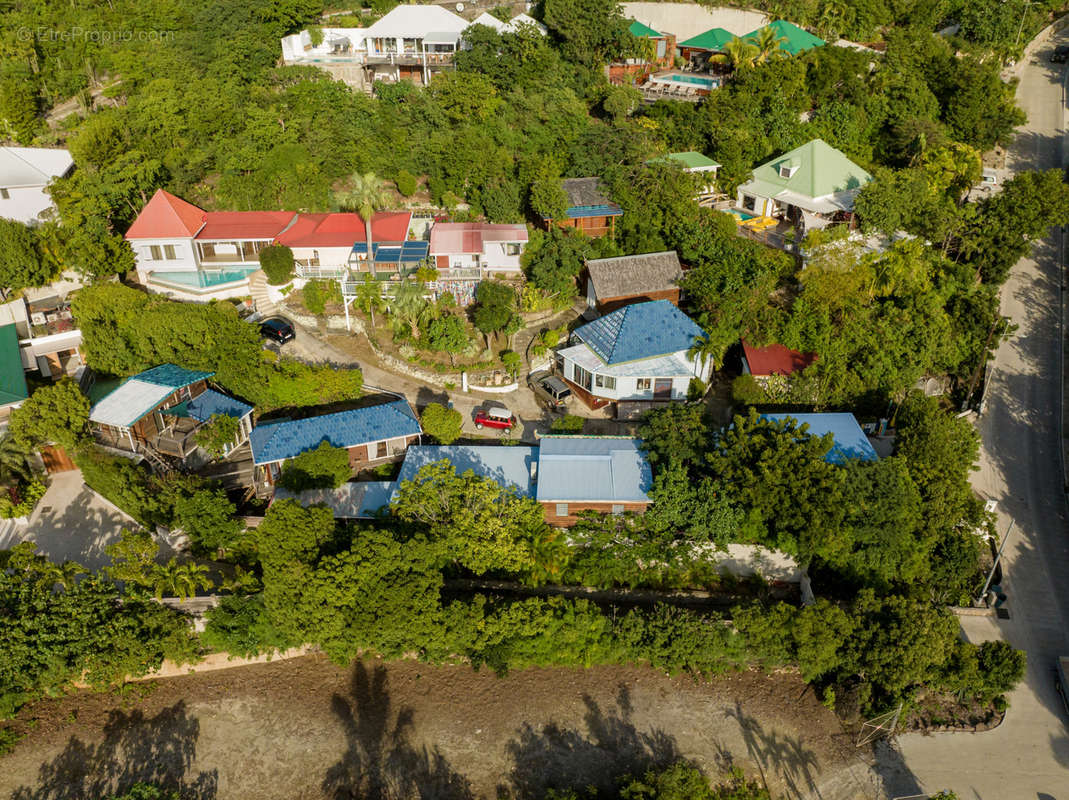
xmin=528 ymin=370 xmax=572 ymax=411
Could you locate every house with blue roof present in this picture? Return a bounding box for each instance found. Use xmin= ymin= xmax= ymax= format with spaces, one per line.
xmin=761 ymin=412 xmax=878 ymax=465
xmin=88 ymin=363 xmax=253 ymax=459
xmin=250 ymin=399 xmax=422 ymax=491
xmin=555 ymin=300 xmax=711 ymax=409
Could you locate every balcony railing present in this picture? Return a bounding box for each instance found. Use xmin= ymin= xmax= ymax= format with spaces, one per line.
xmin=295 ymin=264 xmax=348 ymax=280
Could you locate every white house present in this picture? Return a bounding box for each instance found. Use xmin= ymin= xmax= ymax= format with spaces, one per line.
xmin=427 ymin=222 xmax=527 ymax=305
xmin=735 ymin=138 xmax=873 ymax=228
xmin=470 ymin=11 xmax=547 ymax=34
xmin=555 ymin=300 xmax=711 ymax=409
xmin=0 ymin=146 xmax=74 ymax=224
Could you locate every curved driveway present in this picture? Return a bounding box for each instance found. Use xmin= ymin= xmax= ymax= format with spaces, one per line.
xmin=889 ymin=29 xmax=1069 ymax=799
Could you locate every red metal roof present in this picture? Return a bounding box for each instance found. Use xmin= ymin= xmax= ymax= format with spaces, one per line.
xmin=429 ymin=222 xmax=528 ymax=255
xmin=275 ymin=211 xmax=412 ymax=248
xmin=125 ymin=189 xmax=206 ymax=239
xmin=196 ymin=210 xmax=297 ymax=241
xmin=741 ymin=339 xmax=818 ymax=376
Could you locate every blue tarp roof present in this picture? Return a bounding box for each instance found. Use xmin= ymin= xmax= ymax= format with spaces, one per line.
xmin=250 ymin=399 xmax=421 ymax=465
xmin=761 ymin=413 xmax=878 ymax=465
xmin=175 ymin=389 xmax=253 ymax=422
xmin=574 ymin=300 xmax=705 ymax=365
xmin=394 ymin=444 xmax=538 ymax=498
xmin=535 ymin=436 xmax=652 ymax=503
xmin=135 ymin=363 xmax=214 ymax=389
xmin=351 ymin=241 xmax=430 ymax=262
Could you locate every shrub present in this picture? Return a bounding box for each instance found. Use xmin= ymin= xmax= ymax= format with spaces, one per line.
xmin=395 ymin=169 xmax=418 ymax=197
xmin=259 ymin=245 xmax=295 ymax=285
xmin=0 ymin=479 xmax=45 ymax=519
xmin=278 ymin=441 xmax=351 ymax=491
xmin=501 ymin=350 xmax=521 ymax=378
xmin=194 ymin=413 xmax=241 ymax=459
xmin=421 ymin=402 xmax=463 ymax=445
xmin=202 ymin=594 xmax=298 ymax=658
xmin=688 ymin=377 xmax=707 ymax=401
xmin=731 ymin=374 xmax=765 ymax=406
xmin=302 ymin=280 xmax=325 ymax=314
xmin=550 ymin=414 xmax=584 ymax=433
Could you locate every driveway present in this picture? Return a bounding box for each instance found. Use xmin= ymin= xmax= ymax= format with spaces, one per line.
xmin=0 ymin=469 xmax=178 ymax=571
xmin=883 ymin=29 xmax=1069 ymax=798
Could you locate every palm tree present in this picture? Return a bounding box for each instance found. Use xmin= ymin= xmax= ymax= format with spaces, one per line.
xmin=337 ymin=172 xmax=390 ymax=276
xmin=388 ymin=279 xmax=432 ymax=338
xmin=687 ymin=332 xmax=719 ymax=381
xmin=31 ymin=560 xmax=86 ymax=591
xmin=817 ymin=0 xmax=855 ymax=39
xmin=753 ymin=26 xmax=788 ymax=63
xmin=355 ymin=277 xmax=386 ymax=327
xmin=723 ymin=36 xmax=759 ymax=71
xmin=0 ymin=433 xmax=33 ymax=488
xmin=153 ymin=559 xmax=213 ymax=600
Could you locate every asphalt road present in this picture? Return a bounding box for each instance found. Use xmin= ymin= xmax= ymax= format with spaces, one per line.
xmin=885 ymin=30 xmax=1069 ymax=799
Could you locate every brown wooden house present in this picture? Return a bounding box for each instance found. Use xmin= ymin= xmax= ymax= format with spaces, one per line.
xmin=585 ymin=250 xmax=683 ymax=313
xmin=545 ymin=178 xmax=622 ymax=238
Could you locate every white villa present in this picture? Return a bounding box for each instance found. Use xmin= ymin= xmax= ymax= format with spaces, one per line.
xmin=555 ymin=300 xmax=711 ymax=409
xmin=428 ymin=222 xmax=528 ymax=305
xmin=0 ymin=146 xmax=74 ymax=224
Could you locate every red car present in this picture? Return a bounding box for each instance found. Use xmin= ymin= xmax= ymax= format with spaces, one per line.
xmin=474 ymin=407 xmax=515 ymax=431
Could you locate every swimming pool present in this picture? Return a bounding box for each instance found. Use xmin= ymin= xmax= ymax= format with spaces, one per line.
xmin=651 ymin=73 xmax=719 ymax=90
xmin=725 ymin=209 xmax=756 ymax=223
xmin=149 ymin=269 xmax=256 ymax=290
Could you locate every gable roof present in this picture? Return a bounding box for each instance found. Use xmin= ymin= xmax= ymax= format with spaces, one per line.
xmin=172 ymin=388 xmax=253 ymax=422
xmin=366 ymin=4 xmax=468 ymax=38
xmin=89 ymin=365 xmax=213 ymax=428
xmin=0 ymin=324 xmax=28 ymax=407
xmin=429 ymin=222 xmax=528 ymax=255
xmin=629 ymin=20 xmax=663 ymax=38
xmin=395 ymin=444 xmax=537 ymax=497
xmin=197 ymin=210 xmax=297 ymax=241
xmin=742 ymin=20 xmax=825 ymax=55
xmin=250 ymin=400 xmax=421 ymax=465
xmin=573 ymin=300 xmax=704 ymax=365
xmin=743 ymin=138 xmax=872 ymax=204
xmin=562 ymin=177 xmax=612 ymax=208
xmin=125 ymin=189 xmax=206 ymax=240
xmin=587 ymin=251 xmax=683 ymax=301
xmin=275 ymin=211 xmax=412 ymax=248
xmin=660 ymin=151 xmax=721 ymax=171
xmin=472 ymin=11 xmax=509 ymax=32
xmin=761 ymin=413 xmax=878 ymax=465
xmin=535 ymin=436 xmax=652 ymax=504
xmin=742 ymin=339 xmax=818 ymax=376
xmin=678 ymin=27 xmax=735 ymax=51
xmin=0 ymin=147 xmax=74 ymax=188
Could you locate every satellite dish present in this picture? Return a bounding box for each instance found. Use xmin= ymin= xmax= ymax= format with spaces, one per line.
xmin=455 ymin=2 xmax=464 ymax=10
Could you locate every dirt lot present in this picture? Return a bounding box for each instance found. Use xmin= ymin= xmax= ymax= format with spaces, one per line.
xmin=0 ymin=656 xmax=884 ymax=800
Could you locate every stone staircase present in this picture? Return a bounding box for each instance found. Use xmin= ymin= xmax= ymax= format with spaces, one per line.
xmin=248 ymin=270 xmax=278 ymax=317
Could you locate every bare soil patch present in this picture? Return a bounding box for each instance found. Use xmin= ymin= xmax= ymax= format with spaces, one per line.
xmin=1 ymin=656 xmax=879 ymax=800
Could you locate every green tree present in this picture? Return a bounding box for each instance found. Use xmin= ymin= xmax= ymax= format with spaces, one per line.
xmin=173 ymin=487 xmax=243 ymax=553
xmin=0 ymin=220 xmax=54 ymax=290
xmin=0 ymin=65 xmax=39 ymax=145
xmin=354 ymin=277 xmax=386 ymax=326
xmin=9 ymin=380 xmax=90 ymax=451
xmin=472 ymin=280 xmax=517 ymax=349
xmin=337 ymin=172 xmax=389 ymax=270
xmin=152 ymin=558 xmax=213 ymax=600
xmin=202 ymin=594 xmax=297 ymax=658
xmin=723 ymin=36 xmax=759 ymax=70
xmin=0 ymin=433 xmax=34 ymax=488
xmin=194 ymin=413 xmax=242 ymax=460
xmin=429 ymin=71 xmax=501 ymax=122
xmin=395 ymin=169 xmax=418 ymax=197
xmin=501 ymin=350 xmax=522 ymax=379
xmin=421 ymin=402 xmax=463 ymax=445
xmin=424 ymin=314 xmax=470 ymax=366
xmin=259 ymin=244 xmax=295 ymax=285
xmin=753 ymin=26 xmax=787 ymax=63
xmin=542 ymin=0 xmax=630 ymax=67
xmin=278 ymin=441 xmax=351 ymax=492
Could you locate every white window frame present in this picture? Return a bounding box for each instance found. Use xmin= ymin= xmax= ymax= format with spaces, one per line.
xmin=556 ymin=503 xmax=568 ymax=517
xmin=150 ymin=245 xmax=162 ymax=260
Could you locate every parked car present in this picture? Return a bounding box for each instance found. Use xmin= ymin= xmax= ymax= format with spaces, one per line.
xmin=260 ymin=318 xmax=295 ymax=344
xmin=528 ymin=370 xmax=572 ymax=411
xmin=1051 ymin=45 xmax=1069 ymax=63
xmin=474 ymin=406 xmax=515 ymax=431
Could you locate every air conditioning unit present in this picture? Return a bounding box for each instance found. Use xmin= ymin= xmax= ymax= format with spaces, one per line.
xmin=30 ymin=312 xmax=46 ymax=327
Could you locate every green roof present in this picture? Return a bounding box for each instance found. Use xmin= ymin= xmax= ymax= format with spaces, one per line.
xmin=663 ymin=151 xmax=721 ymax=170
xmin=628 ymin=19 xmax=663 ymax=38
xmin=678 ymin=27 xmax=735 ymax=51
xmin=746 ymin=139 xmax=872 ymax=200
xmin=741 ymin=20 xmax=825 ymax=55
xmin=0 ymin=324 xmax=28 ymax=407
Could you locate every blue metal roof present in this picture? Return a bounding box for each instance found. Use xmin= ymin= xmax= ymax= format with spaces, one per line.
xmin=394 ymin=444 xmax=537 ymax=498
xmin=135 ymin=363 xmax=214 ymax=389
xmin=250 ymin=399 xmax=421 ymax=465
xmin=535 ymin=436 xmax=652 ymax=503
xmin=351 ymin=241 xmax=430 ymax=262
xmin=761 ymin=413 xmax=878 ymax=465
xmin=565 ymin=203 xmax=623 ymax=219
xmin=574 ymin=300 xmax=705 ymax=365
xmin=181 ymin=389 xmax=253 ymax=422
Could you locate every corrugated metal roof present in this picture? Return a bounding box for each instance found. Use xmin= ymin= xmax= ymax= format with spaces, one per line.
xmin=573 ymin=300 xmax=704 ymax=365
xmin=742 ymin=339 xmax=818 ymax=376
xmin=535 ymin=436 xmax=652 ymax=503
xmin=559 ymin=343 xmax=694 ymax=379
xmin=250 ymin=399 xmax=421 ymax=465
xmin=178 ymin=389 xmax=253 ymax=422
xmin=89 ymin=379 xmax=173 ymax=428
xmin=273 ymin=481 xmax=395 ymax=519
xmin=761 ymin=413 xmax=878 ymax=464
xmin=136 ymin=364 xmax=214 ymax=389
xmin=740 ymin=139 xmax=871 ymax=207
xmin=394 ymin=444 xmax=537 ymax=497
xmin=0 ymin=146 xmax=73 ymax=188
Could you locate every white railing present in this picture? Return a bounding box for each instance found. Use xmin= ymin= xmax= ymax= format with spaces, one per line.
xmin=295 ymin=264 xmax=348 ymax=280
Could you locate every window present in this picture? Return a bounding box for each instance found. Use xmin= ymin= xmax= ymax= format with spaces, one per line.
xmin=0 ymin=188 xmax=8 ymax=199
xmin=595 ymin=374 xmax=616 ymax=390
xmin=505 ymin=243 xmax=521 ymax=256
xmin=741 ymin=195 xmax=756 ymax=212
xmin=555 ymin=503 xmax=569 ymax=517
xmin=573 ymin=364 xmax=592 ymax=391
xmin=163 ymin=244 xmax=177 ymax=260
xmin=150 ymin=245 xmax=162 ymax=260
xmin=376 ymin=441 xmax=387 ymax=458
xmin=636 ymin=378 xmax=651 ymax=391
xmin=778 ymin=163 xmax=799 ymax=179
xmin=612 ymin=504 xmax=625 ymax=515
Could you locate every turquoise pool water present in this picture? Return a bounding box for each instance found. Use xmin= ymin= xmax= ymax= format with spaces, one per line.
xmin=726 ymin=209 xmax=756 ymax=222
xmin=654 ymin=73 xmax=718 ymax=89
xmin=150 ymin=269 xmax=256 ymax=290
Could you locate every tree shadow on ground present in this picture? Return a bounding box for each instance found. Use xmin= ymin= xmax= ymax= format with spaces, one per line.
xmin=501 ymin=685 xmax=682 ymax=800
xmin=321 ymin=660 xmax=473 ymax=800
xmin=10 ymin=701 xmax=217 ymax=800
xmin=726 ymin=700 xmax=823 ymax=799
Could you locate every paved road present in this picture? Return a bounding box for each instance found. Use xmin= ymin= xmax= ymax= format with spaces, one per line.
xmin=887 ymin=30 xmax=1069 ymax=799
